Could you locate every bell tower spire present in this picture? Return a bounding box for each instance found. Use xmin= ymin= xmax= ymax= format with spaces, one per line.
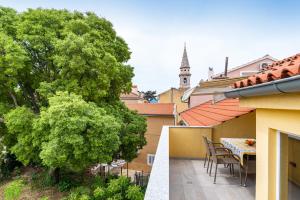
xmin=179 ymin=43 xmax=191 ymax=89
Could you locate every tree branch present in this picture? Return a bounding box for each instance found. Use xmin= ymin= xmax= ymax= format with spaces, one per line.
xmin=9 ymin=91 xmax=18 ymax=107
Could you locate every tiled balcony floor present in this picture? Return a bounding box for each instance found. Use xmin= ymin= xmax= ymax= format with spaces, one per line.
xmin=170 ymin=159 xmax=255 ymax=200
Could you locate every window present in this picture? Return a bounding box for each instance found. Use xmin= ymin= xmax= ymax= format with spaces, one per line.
xmin=183 ymin=78 xmax=187 ymax=84
xmin=147 ymin=154 xmax=155 ymax=166
xmin=240 ymin=71 xmax=259 ymax=77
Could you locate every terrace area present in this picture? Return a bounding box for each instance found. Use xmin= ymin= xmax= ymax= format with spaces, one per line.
xmin=170 ymin=159 xmax=255 ymax=200
xmin=144 ymin=126 xmax=256 ymax=200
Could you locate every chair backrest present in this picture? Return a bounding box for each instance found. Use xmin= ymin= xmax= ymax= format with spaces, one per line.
xmin=202 ymin=136 xmax=211 ymax=156
xmin=207 ymin=141 xmax=218 ymax=162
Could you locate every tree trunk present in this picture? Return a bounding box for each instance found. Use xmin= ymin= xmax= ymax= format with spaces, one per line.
xmin=50 ymin=168 xmax=60 ymax=184
xmin=9 ymin=91 xmax=18 ymax=107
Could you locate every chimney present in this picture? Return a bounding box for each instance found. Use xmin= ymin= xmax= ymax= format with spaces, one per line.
xmin=224 ymin=57 xmax=228 ymax=77
xmin=208 ymin=67 xmax=214 ymax=81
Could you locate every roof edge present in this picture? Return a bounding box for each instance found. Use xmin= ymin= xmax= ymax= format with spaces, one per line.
xmin=225 ymin=75 xmax=300 ymax=98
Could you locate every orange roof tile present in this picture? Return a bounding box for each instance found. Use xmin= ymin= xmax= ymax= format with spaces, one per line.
xmin=180 ymin=99 xmax=254 ymax=126
xmin=127 ymin=103 xmax=175 ymax=116
xmin=234 ymin=53 xmax=300 ymax=88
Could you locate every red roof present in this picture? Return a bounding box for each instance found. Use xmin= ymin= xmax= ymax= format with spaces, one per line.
xmin=127 ymin=103 xmax=175 ymax=116
xmin=180 ymin=99 xmax=254 ymax=126
xmin=234 ymin=53 xmax=300 ymax=88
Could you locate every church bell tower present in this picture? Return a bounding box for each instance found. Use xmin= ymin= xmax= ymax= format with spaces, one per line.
xmin=179 ymin=43 xmax=191 ymax=89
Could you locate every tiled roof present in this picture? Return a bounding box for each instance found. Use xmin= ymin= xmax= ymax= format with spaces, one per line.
xmin=180 ymin=99 xmax=254 ymax=126
xmin=127 ymin=103 xmax=175 ymax=116
xmin=234 ymin=53 xmax=300 ymax=88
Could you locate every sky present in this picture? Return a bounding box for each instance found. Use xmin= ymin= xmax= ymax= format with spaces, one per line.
xmin=1 ymin=0 xmax=300 ymax=93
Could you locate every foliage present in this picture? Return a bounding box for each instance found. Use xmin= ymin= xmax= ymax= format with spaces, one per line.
xmin=126 ymin=185 xmax=144 ymax=200
xmin=58 ymin=180 xmax=74 ymax=192
xmin=4 ymin=106 xmax=37 ymax=164
xmin=0 ymin=153 xmax=22 ymax=180
xmin=34 ymin=92 xmax=121 ymax=171
xmin=141 ymin=90 xmax=157 ymax=102
xmin=4 ymin=179 xmax=25 ymax=200
xmin=0 ymin=6 xmax=146 ymax=180
xmin=103 ymin=102 xmax=147 ymax=162
xmin=40 ymin=197 xmax=49 ymax=200
xmin=62 ymin=186 xmax=91 ymax=200
xmin=94 ymin=176 xmax=144 ymax=200
xmin=31 ymin=170 xmax=55 ymax=188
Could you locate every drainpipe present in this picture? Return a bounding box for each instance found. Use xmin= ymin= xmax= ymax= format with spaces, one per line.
xmin=225 ymin=75 xmax=300 ymax=98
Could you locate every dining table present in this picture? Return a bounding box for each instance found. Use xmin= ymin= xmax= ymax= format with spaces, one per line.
xmin=220 ymin=138 xmax=256 ymax=187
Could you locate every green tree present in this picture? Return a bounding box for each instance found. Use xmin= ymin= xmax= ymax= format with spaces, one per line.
xmin=0 ymin=7 xmax=146 ymax=179
xmin=142 ymin=90 xmax=157 ymax=102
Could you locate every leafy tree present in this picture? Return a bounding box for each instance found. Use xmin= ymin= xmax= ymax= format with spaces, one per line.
xmin=142 ymin=90 xmax=157 ymax=102
xmin=103 ymin=102 xmax=147 ymax=162
xmin=0 ymin=7 xmax=146 ymax=180
xmin=34 ymin=92 xmax=121 ymax=172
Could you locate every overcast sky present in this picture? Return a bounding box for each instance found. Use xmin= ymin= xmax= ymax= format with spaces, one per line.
xmin=1 ymin=0 xmax=300 ymax=93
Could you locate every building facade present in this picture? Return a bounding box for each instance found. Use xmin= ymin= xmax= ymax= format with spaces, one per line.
xmin=126 ymin=103 xmax=176 ymax=172
xmin=226 ymin=53 xmax=300 ymax=200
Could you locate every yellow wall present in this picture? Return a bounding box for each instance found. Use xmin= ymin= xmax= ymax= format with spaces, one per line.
xmin=169 ymin=127 xmax=212 ymax=159
xmin=168 ymin=112 xmax=255 ymax=159
xmin=128 ymin=116 xmax=175 ymax=172
xmin=212 ymin=111 xmax=256 ymax=142
xmin=239 ymin=92 xmax=300 ymax=200
xmin=255 ymin=109 xmax=300 ymax=200
xmin=240 ymin=92 xmax=300 ymax=111
xmin=159 ymin=88 xmax=188 ymax=120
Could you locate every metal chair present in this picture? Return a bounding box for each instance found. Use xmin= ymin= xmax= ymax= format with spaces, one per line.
xmin=208 ymin=141 xmax=242 ymax=185
xmin=202 ymin=136 xmax=229 ymax=173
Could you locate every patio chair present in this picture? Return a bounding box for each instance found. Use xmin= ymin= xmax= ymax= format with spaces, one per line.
xmin=208 ymin=141 xmax=242 ymax=185
xmin=202 ymin=136 xmax=230 ymax=173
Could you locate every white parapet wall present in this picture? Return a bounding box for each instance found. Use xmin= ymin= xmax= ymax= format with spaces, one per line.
xmin=144 ymin=126 xmax=169 ymax=200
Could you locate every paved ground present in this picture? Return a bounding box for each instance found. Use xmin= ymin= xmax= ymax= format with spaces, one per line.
xmin=170 ymin=159 xmax=256 ymax=200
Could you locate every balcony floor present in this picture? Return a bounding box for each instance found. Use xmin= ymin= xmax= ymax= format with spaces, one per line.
xmin=170 ymin=159 xmax=255 ymax=200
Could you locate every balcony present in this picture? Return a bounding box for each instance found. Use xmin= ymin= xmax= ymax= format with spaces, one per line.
xmin=145 ymin=126 xmax=255 ymax=200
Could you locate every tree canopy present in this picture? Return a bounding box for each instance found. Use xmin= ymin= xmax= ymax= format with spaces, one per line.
xmin=142 ymin=90 xmax=157 ymax=103
xmin=0 ymin=7 xmax=146 ymax=173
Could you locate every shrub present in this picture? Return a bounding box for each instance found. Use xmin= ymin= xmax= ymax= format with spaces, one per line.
xmin=4 ymin=179 xmax=25 ymax=200
xmin=91 ymin=175 xmax=105 ymax=190
xmin=93 ymin=186 xmax=106 ymax=199
xmin=62 ymin=186 xmax=91 ymax=200
xmin=126 ymin=185 xmax=144 ymax=200
xmin=58 ymin=180 xmax=73 ymax=192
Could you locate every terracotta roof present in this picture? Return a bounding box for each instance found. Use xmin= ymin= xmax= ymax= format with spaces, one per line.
xmin=234 ymin=53 xmax=300 ymax=88
xmin=127 ymin=103 xmax=175 ymax=116
xmin=180 ymin=99 xmax=254 ymax=126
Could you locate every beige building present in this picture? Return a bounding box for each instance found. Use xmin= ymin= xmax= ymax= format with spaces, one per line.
xmin=126 ymin=103 xmax=176 ymax=172
xmin=120 ymin=85 xmax=144 ymax=105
